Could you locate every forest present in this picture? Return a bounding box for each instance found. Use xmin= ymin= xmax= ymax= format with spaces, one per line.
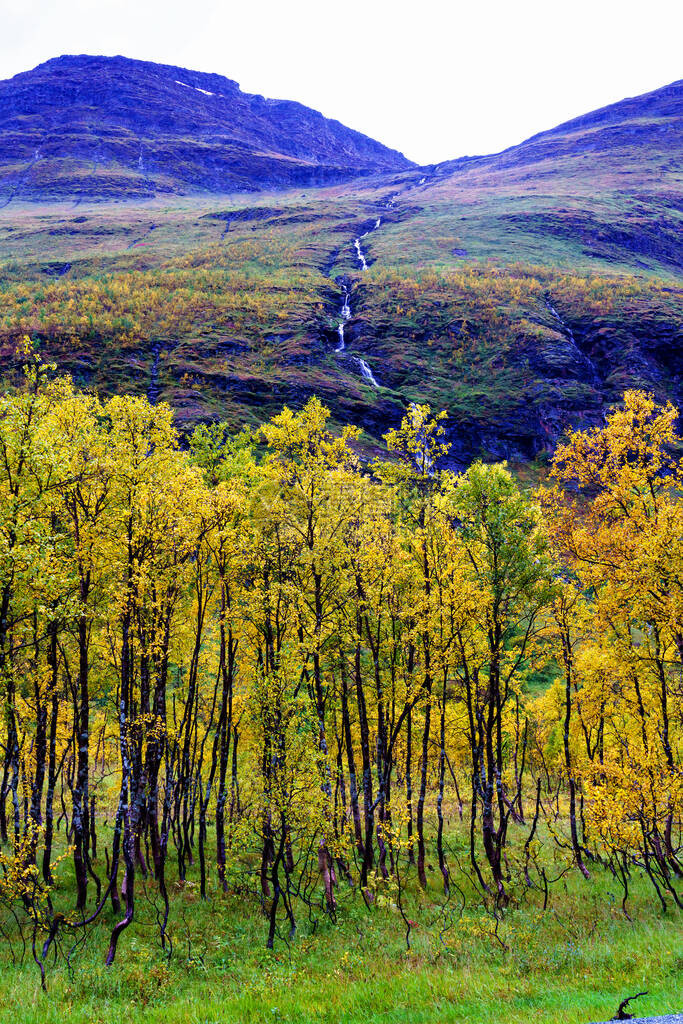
xmin=0 ymin=341 xmax=680 ymax=1022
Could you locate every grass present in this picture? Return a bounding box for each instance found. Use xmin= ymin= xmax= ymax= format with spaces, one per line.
xmin=0 ymin=815 xmax=681 ymax=1024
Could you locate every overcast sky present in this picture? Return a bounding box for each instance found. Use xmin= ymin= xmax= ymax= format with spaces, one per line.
xmin=1 ymin=0 xmax=681 ymax=164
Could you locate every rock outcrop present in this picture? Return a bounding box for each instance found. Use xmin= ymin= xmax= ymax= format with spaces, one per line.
xmin=0 ymin=55 xmax=413 ymax=200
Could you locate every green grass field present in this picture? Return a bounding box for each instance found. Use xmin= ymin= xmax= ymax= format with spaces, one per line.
xmin=1 ymin=816 xmax=680 ymax=1024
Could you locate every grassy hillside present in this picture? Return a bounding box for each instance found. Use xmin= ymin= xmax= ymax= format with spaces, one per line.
xmin=0 ymin=80 xmax=680 ymax=456
xmin=0 ymin=817 xmax=681 ymax=1024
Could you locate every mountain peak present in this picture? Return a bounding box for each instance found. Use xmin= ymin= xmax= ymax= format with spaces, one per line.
xmin=0 ymin=54 xmax=413 ymax=200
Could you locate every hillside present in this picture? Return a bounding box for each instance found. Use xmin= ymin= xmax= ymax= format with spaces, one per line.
xmin=0 ymin=55 xmax=412 ymax=200
xmin=439 ymin=77 xmax=682 ymax=172
xmin=1 ymin=46 xmax=683 ymax=1024
xmin=427 ymin=77 xmax=683 ymax=273
xmin=0 ymin=71 xmax=681 ymax=460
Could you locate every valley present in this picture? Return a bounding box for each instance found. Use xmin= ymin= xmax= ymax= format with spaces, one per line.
xmin=0 ymin=53 xmax=681 ymax=1024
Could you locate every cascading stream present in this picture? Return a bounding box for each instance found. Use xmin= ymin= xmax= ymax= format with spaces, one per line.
xmin=544 ymin=295 xmax=577 ymax=342
xmin=353 ymin=237 xmax=368 ymax=271
xmin=335 ymin=283 xmax=351 ymax=352
xmin=333 ymin=280 xmax=379 ymax=387
xmin=355 ymin=356 xmax=379 ymax=387
xmin=332 ymin=182 xmax=431 ymax=393
xmin=544 ymin=293 xmax=601 ymax=389
xmin=333 ymin=217 xmax=383 ymax=387
xmin=352 ymin=217 xmax=380 ymax=271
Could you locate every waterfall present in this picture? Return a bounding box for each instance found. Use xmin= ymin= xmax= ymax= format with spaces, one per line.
xmin=335 ymin=283 xmax=351 ymax=352
xmin=545 ymin=295 xmax=576 ymax=343
xmin=332 ymin=281 xmax=379 ymax=387
xmin=355 ymin=357 xmax=379 ymax=388
xmin=333 ymin=217 xmax=384 ymax=386
xmin=335 ymin=322 xmax=345 ymax=352
xmin=354 ymin=215 xmax=382 ymax=272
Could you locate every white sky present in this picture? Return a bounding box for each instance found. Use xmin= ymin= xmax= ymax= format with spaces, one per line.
xmin=1 ymin=0 xmax=681 ymax=164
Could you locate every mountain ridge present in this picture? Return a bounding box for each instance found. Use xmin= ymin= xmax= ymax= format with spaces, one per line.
xmin=431 ymin=77 xmax=683 ymax=177
xmin=0 ymin=54 xmax=413 ymax=200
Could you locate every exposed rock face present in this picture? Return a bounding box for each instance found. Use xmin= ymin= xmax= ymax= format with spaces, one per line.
xmin=0 ymin=55 xmax=413 ymax=200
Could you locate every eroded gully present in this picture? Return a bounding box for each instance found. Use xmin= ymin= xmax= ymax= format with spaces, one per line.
xmin=333 ymin=217 xmax=382 ymax=388
xmin=328 ymin=172 xmax=435 ymax=392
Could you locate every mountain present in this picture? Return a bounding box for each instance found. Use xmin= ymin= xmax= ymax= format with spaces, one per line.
xmin=438 ymin=78 xmax=683 ymax=174
xmin=0 ymin=70 xmax=680 ymax=463
xmin=424 ymin=78 xmax=683 ymax=274
xmin=334 ymin=76 xmax=683 ymax=460
xmin=0 ymin=55 xmax=413 ymax=200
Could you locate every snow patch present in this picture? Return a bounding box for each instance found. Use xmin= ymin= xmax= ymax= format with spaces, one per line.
xmin=175 ymin=81 xmax=215 ymax=96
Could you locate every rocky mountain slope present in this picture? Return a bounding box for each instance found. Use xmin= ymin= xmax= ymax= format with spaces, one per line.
xmin=0 ymin=55 xmax=412 ymax=200
xmin=341 ymin=77 xmax=683 ymax=459
xmin=438 ymin=78 xmax=682 ymax=174
xmin=0 ymin=68 xmax=680 ymax=462
xmin=424 ymin=78 xmax=683 ymax=274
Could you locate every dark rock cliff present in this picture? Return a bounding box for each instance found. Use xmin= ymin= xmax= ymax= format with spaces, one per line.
xmin=0 ymin=55 xmax=413 ymax=200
